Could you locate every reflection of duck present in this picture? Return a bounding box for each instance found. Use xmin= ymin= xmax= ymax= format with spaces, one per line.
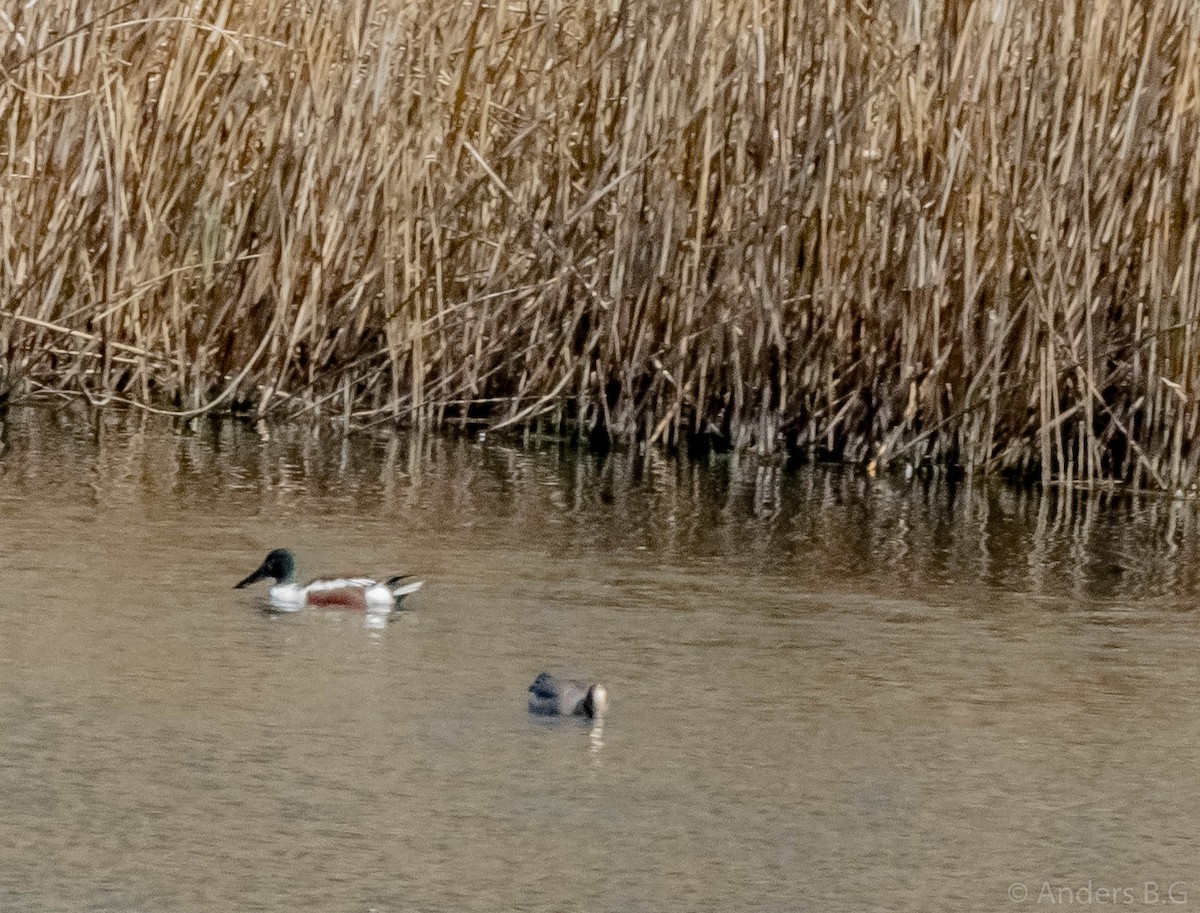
xmin=528 ymin=673 xmax=609 ymax=719
xmin=235 ymin=548 xmax=423 ymax=611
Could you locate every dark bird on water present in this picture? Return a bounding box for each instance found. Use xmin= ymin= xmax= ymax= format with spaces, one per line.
xmin=527 ymin=672 xmax=609 ymax=719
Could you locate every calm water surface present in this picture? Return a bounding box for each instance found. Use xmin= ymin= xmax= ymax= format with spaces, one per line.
xmin=1 ymin=407 xmax=1199 ymax=912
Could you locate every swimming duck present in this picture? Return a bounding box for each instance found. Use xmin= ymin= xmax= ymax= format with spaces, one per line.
xmin=235 ymin=548 xmax=423 ymax=611
xmin=527 ymin=672 xmax=609 ymax=719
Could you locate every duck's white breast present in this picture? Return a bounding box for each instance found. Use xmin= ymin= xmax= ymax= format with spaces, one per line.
xmin=268 ymin=583 xmax=306 ymax=608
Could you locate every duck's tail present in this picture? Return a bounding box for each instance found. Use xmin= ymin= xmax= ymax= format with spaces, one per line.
xmin=385 ymin=574 xmax=424 ymax=599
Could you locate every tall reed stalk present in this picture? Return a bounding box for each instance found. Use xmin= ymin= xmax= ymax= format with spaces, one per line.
xmin=3 ymin=0 xmax=1200 ymax=488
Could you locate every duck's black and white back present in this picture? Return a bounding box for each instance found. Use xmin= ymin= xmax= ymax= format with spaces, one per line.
xmin=528 ymin=672 xmax=609 ymax=719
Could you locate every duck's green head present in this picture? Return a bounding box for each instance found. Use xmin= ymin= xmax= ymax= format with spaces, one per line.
xmin=235 ymin=548 xmax=297 ymax=588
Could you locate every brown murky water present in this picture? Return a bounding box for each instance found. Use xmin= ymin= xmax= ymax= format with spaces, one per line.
xmin=1 ymin=407 xmax=1199 ymax=912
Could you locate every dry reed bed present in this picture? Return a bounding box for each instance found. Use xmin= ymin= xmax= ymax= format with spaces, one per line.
xmin=2 ymin=0 xmax=1200 ymax=487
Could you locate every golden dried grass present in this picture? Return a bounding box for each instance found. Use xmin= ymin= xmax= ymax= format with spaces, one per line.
xmin=2 ymin=0 xmax=1200 ymax=487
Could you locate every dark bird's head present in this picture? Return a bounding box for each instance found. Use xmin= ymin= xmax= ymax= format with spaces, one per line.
xmin=235 ymin=549 xmax=296 ymax=589
xmin=528 ymin=672 xmax=556 ymax=698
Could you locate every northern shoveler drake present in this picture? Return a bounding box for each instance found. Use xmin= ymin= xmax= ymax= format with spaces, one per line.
xmin=235 ymin=548 xmax=423 ymax=612
xmin=527 ymin=672 xmax=609 ymax=719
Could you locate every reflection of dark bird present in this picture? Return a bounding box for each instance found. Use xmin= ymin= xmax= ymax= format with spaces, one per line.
xmin=527 ymin=672 xmax=609 ymax=719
